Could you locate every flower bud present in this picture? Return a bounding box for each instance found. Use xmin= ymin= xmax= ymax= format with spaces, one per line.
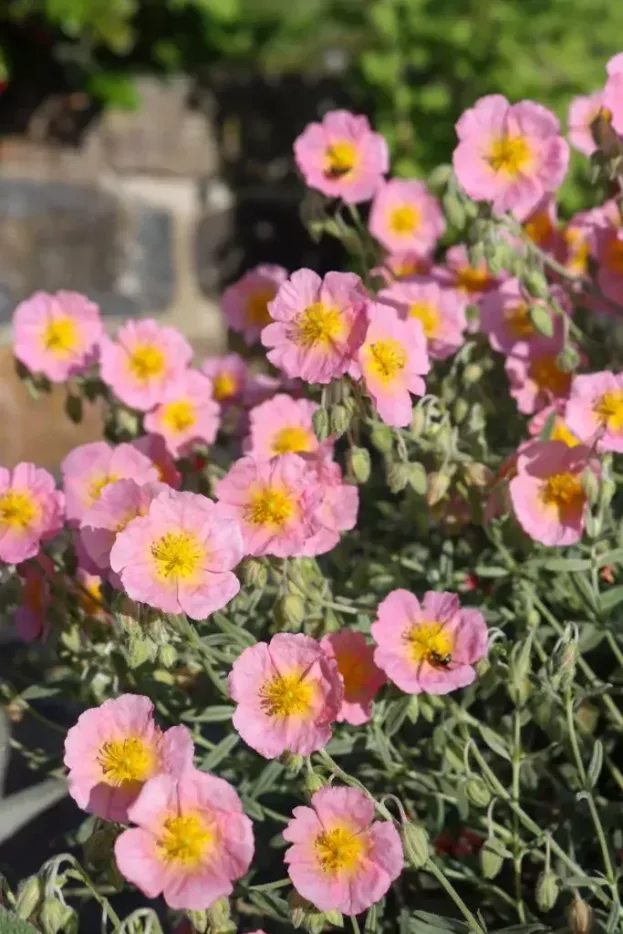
xmin=443 ymin=191 xmax=466 ymax=230
xmin=289 ymin=892 xmax=325 ymax=933
xmin=524 ymin=270 xmax=550 ymax=299
xmin=569 ymin=895 xmax=592 ymax=934
xmin=240 ymin=558 xmax=268 ymax=589
xmin=426 ymin=471 xmax=451 ymax=506
xmin=312 ymin=407 xmax=330 ymax=442
xmin=159 ymin=643 xmax=177 ymax=669
xmin=557 ymin=345 xmax=580 ymax=373
xmin=39 ymin=899 xmax=76 ymax=934
xmin=275 ymin=594 xmax=306 ymax=630
xmin=453 ymin=398 xmax=470 ymax=424
xmin=281 ymin=752 xmax=305 ymax=776
xmin=402 ymin=820 xmax=429 ymax=868
xmin=581 ymin=469 xmax=600 ymax=505
xmin=349 ymin=446 xmax=371 ymax=484
xmin=463 ymin=363 xmax=484 ymax=385
xmin=329 ymin=403 xmax=352 ymax=439
xmin=536 ymin=870 xmax=560 ymax=912
xmin=465 ymin=776 xmax=491 ymax=808
xmin=304 ymin=772 xmax=326 ymax=797
xmin=408 ymin=463 xmax=427 ymax=496
xmin=187 ymin=909 xmax=209 ymax=933
xmin=464 ymin=463 xmax=494 ymax=488
xmin=207 ymin=898 xmax=234 ymax=934
xmin=127 ymin=632 xmax=157 ymax=669
xmin=480 ymin=837 xmax=506 ymax=879
xmin=15 ymin=875 xmax=43 ymax=920
xmin=370 ymin=423 xmax=394 ymax=454
xmin=411 ymin=406 xmax=427 ymax=438
xmin=387 ymin=463 xmax=411 ymax=494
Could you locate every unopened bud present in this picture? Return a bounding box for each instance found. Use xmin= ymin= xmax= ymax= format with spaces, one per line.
xmin=349 ymin=446 xmax=371 ymax=484
xmin=557 ymin=345 xmax=580 ymax=373
xmin=536 ymin=870 xmax=560 ymax=912
xmin=387 ymin=462 xmax=411 ymax=494
xmin=275 ymin=594 xmax=305 ymax=630
xmin=329 ymin=403 xmax=352 ymax=438
xmin=464 ymin=363 xmax=484 ymax=385
xmin=581 ymin=468 xmax=600 ymax=504
xmin=159 ymin=643 xmax=177 ymax=669
xmin=411 ymin=406 xmax=427 ymax=438
xmin=127 ymin=633 xmax=157 ymax=669
xmin=465 ymin=776 xmax=491 ymax=808
xmin=312 ymin=407 xmax=330 ymax=442
xmin=187 ymin=909 xmax=209 ymax=933
xmin=443 ymin=191 xmax=466 ymax=230
xmin=370 ymin=423 xmax=394 ymax=454
xmin=207 ymin=898 xmax=233 ymax=933
xmin=15 ymin=875 xmax=43 ymax=920
xmin=402 ymin=821 xmax=429 ymax=868
xmin=39 ymin=899 xmax=75 ymax=934
xmin=480 ymin=837 xmax=506 ymax=879
xmin=281 ymin=752 xmax=305 ymax=776
xmin=529 ymin=304 xmax=554 ymax=338
xmin=464 ymin=463 xmax=494 ymax=488
xmin=453 ymin=398 xmax=470 ymax=424
xmin=524 ymin=270 xmax=550 ymax=299
xmin=240 ymin=558 xmax=268 ymax=589
xmin=426 ymin=471 xmax=451 ymax=506
xmin=569 ymin=895 xmax=592 ymax=934
xmin=304 ymin=772 xmax=326 ymax=797
xmin=408 ymin=463 xmax=427 ymax=495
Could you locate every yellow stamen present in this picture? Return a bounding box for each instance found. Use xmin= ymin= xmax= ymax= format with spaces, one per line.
xmin=0 ymin=490 xmax=37 ymax=529
xmin=212 ymin=370 xmax=239 ymax=401
xmin=504 ymin=302 xmax=534 ymax=338
xmin=488 ymin=135 xmax=532 ymax=176
xmin=246 ymin=486 xmax=295 ymax=528
xmin=324 ymin=141 xmax=357 ymax=179
xmin=406 ymin=620 xmax=454 ymax=667
xmin=551 ymin=418 xmax=580 ymax=447
xmin=314 ymin=825 xmax=365 ymax=875
xmin=246 ymin=286 xmax=277 ymax=327
xmin=409 ymin=301 xmax=440 ymax=339
xmin=388 ymin=204 xmax=421 ymax=237
xmin=97 ymin=736 xmax=155 ymax=785
xmin=128 ymin=344 xmax=166 ymax=381
xmin=89 ymin=473 xmax=120 ymax=504
xmin=272 ymin=425 xmax=314 ymax=455
xmin=151 ymin=532 xmax=203 ymax=580
xmin=42 ymin=316 xmax=78 ymax=356
xmin=161 ymin=399 xmax=196 ymax=434
xmin=294 ymin=302 xmax=344 ymax=349
xmin=260 ymin=671 xmax=314 ymax=718
xmin=541 ymin=472 xmax=585 ymax=510
xmin=157 ymin=813 xmax=215 ymax=868
xmin=594 ymin=389 xmax=623 ymax=432
xmin=455 ymin=265 xmax=491 ymax=293
xmin=365 ymin=338 xmax=407 ymax=384
xmin=529 ymin=355 xmax=571 ymax=397
xmin=523 ymin=211 xmax=555 ymax=246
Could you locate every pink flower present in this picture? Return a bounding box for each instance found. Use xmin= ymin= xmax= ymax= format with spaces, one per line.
xmin=114 ymin=769 xmax=254 ymax=910
xmin=144 ymin=369 xmax=220 ymax=458
xmin=565 ymin=371 xmax=623 ymax=453
xmin=74 ymin=568 xmax=107 ymax=620
xmin=15 ymin=554 xmax=53 ymax=641
xmin=369 ymin=179 xmax=445 ymax=255
xmin=505 ymin=337 xmax=572 ymax=415
xmin=604 ymin=54 xmax=623 ymax=136
xmin=596 ymin=225 xmax=623 ymax=305
xmin=435 ymin=244 xmax=498 ymax=301
xmin=302 ymin=458 xmax=359 ymax=557
xmin=262 ymin=269 xmax=368 ymax=384
xmin=62 ymin=441 xmax=158 ymax=524
xmin=64 ymin=694 xmax=194 ymax=822
xmin=215 ymin=454 xmax=324 ymax=558
xmin=568 ymin=90 xmax=608 ymax=156
xmin=480 ymin=278 xmax=569 ymax=354
xmin=378 ymin=279 xmax=467 ymax=360
xmin=100 ymin=319 xmax=193 ymax=412
xmin=528 ymin=401 xmax=581 ymax=448
xmin=247 ymin=394 xmax=323 ymax=460
xmin=371 ymin=590 xmax=488 ymax=695
xmin=132 ymin=434 xmax=181 ymax=489
xmin=522 ymin=195 xmax=560 ymax=252
xmin=12 ymin=290 xmax=103 ymax=382
xmin=453 ymin=95 xmax=569 ymax=219
xmin=320 ymin=630 xmax=386 ymax=725
xmin=223 ymin=265 xmax=288 ymax=345
xmin=509 ymin=440 xmax=594 ymax=546
xmin=378 ymin=251 xmax=433 ymax=283
xmin=357 ymin=304 xmax=430 ymax=428
xmin=110 ymin=489 xmax=243 ymax=620
xmin=229 ymin=633 xmax=343 ymax=758
xmin=0 ymin=463 xmax=64 ymax=564
xmin=294 ymin=110 xmax=389 ymax=203
xmin=283 ymin=786 xmax=403 ymax=915
xmin=80 ymin=479 xmax=167 ymax=575
xmin=201 ymin=353 xmax=248 ymax=405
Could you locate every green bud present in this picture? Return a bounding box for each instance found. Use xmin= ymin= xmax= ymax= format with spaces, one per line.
xmin=282 ymin=752 xmax=305 ymax=776
xmin=275 ymin=594 xmax=306 ymax=630
xmin=411 ymin=406 xmax=427 ymax=438
xmin=312 ymin=407 xmax=330 ymax=442
xmin=529 ymin=303 xmax=554 ymax=337
xmin=569 ymin=895 xmax=592 ymax=934
xmin=465 ymin=776 xmax=491 ymax=808
xmin=581 ymin=468 xmax=600 ymax=504
xmin=426 ymin=471 xmax=450 ymax=506
xmin=329 ymin=403 xmax=352 ymax=439
xmin=207 ymin=898 xmax=233 ymax=933
xmin=557 ymin=345 xmax=580 ymax=373
xmin=324 ymin=910 xmax=344 ymax=927
xmin=463 ymin=363 xmax=484 ymax=385
xmin=387 ymin=462 xmax=411 ymax=494
xmin=370 ymin=423 xmax=394 ymax=453
xmin=536 ymin=870 xmax=560 ymax=912
xmin=288 ymin=892 xmax=325 ymax=933
xmin=304 ymin=771 xmax=326 ymax=797
xmin=127 ymin=633 xmax=157 ymax=669
xmin=464 ymin=463 xmax=494 ymax=488
xmin=187 ymin=909 xmax=209 ymax=933
xmin=39 ymin=899 xmax=75 ymax=934
xmin=349 ymin=446 xmax=371 ymax=484
xmin=408 ymin=462 xmax=427 ymax=496
xmin=453 ymin=398 xmax=470 ymax=424
xmin=480 ymin=837 xmax=506 ymax=879
xmin=524 ymin=269 xmax=550 ymax=299
xmin=159 ymin=643 xmax=177 ymax=669
xmin=15 ymin=875 xmax=43 ymax=920
xmin=240 ymin=558 xmax=268 ymax=589
xmin=599 ymin=476 xmax=616 ymax=510
xmin=402 ymin=821 xmax=429 ymax=868
xmin=443 ymin=190 xmax=466 ymax=230
xmin=468 ymin=242 xmax=486 ymax=268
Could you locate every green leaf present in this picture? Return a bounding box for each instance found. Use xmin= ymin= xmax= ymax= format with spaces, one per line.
xmin=20 ymin=685 xmax=60 ymax=701
xmin=410 ymin=911 xmax=470 ymax=934
xmin=479 ymin=726 xmax=511 ymax=761
xmin=251 ymin=760 xmax=285 ymax=798
xmin=529 ymin=304 xmax=554 ymax=337
xmin=0 ymin=907 xmax=40 ymax=934
xmin=544 ymin=557 xmax=591 ymax=572
xmin=587 ymin=740 xmax=603 ymax=788
xmin=599 ymin=585 xmax=623 ymax=613
xmin=384 ymin=695 xmax=413 ymax=738
xmin=180 ymin=706 xmax=234 ymax=723
xmin=200 ymin=733 xmax=239 ymax=771
xmin=87 ymin=72 xmax=139 ymax=110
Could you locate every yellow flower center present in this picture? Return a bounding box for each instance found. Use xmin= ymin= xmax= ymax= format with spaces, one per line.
xmin=594 ymin=389 xmax=623 ymax=431
xmin=161 ymin=399 xmax=196 ymax=434
xmin=529 ymin=355 xmax=571 ymax=397
xmin=43 ymin=316 xmax=78 ymax=356
xmin=157 ymin=813 xmax=215 ymax=868
xmin=79 ymin=577 xmax=103 ymax=616
xmin=89 ymin=473 xmax=120 ymax=504
xmin=260 ymin=671 xmax=314 ymax=718
xmin=603 ymin=236 xmax=623 ymax=274
xmin=563 ymin=228 xmax=590 ymax=277
xmin=246 ymin=486 xmax=295 ymax=528
xmin=212 ymin=370 xmax=239 ymax=401
xmin=271 ymin=425 xmax=314 ymax=455
xmin=504 ymin=301 xmax=534 ymax=338
xmin=523 ymin=211 xmax=555 ymax=245
xmin=388 ymin=204 xmax=421 ymax=236
xmin=393 ymin=256 xmax=426 ymax=277
xmin=334 ymin=649 xmax=368 ymax=698
xmin=406 ymin=620 xmax=454 ymax=667
xmin=128 ymin=344 xmax=166 ymax=381
xmin=551 ymin=418 xmax=580 ymax=447
xmin=0 ymin=490 xmax=37 ymax=529
xmin=488 ymin=134 xmax=532 ymax=176
xmin=246 ymin=286 xmax=277 ymax=327
xmin=409 ymin=301 xmax=440 ymax=338
xmin=455 ymin=265 xmax=491 ymax=293
xmin=314 ymin=825 xmax=365 ymax=875
xmin=294 ymin=302 xmax=344 ymax=349
xmin=365 ymin=338 xmax=407 ymax=384
xmin=151 ymin=531 xmax=203 ymax=580
xmin=324 ymin=141 xmax=357 ymax=179
xmin=541 ymin=472 xmax=585 ymax=510
xmin=97 ymin=736 xmax=155 ymax=786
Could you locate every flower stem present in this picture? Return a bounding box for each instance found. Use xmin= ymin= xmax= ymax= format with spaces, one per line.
xmin=425 ymin=859 xmax=486 ymax=934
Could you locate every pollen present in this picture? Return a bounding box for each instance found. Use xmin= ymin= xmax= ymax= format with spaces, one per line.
xmin=314 ymin=825 xmax=365 ymax=875
xmin=157 ymin=813 xmax=215 ymax=868
xmin=0 ymin=490 xmax=37 ymax=529
xmin=488 ymin=134 xmax=532 ymax=176
xmin=246 ymin=486 xmax=295 ymax=527
xmin=246 ymin=286 xmax=277 ymax=327
xmin=42 ymin=316 xmax=78 ymax=356
xmin=409 ymin=301 xmax=440 ymax=339
xmin=541 ymin=472 xmax=585 ymax=510
xmin=294 ymin=302 xmax=344 ymax=349
xmin=405 ymin=620 xmax=454 ymax=667
xmin=529 ymin=354 xmax=571 ymax=397
xmin=89 ymin=473 xmax=120 ymax=504
xmin=455 ymin=265 xmax=491 ymax=293
xmin=324 ymin=141 xmax=357 ymax=179
xmin=551 ymin=418 xmax=580 ymax=447
xmin=366 ymin=338 xmax=407 ymax=383
xmin=151 ymin=531 xmax=203 ymax=580
xmin=97 ymin=736 xmax=155 ymax=786
xmin=162 ymin=399 xmax=197 ymax=434
xmin=260 ymin=671 xmax=314 ymax=718
xmin=271 ymin=425 xmax=314 ymax=455
xmin=594 ymin=389 xmax=623 ymax=432
xmin=212 ymin=370 xmax=239 ymax=401
xmin=388 ymin=204 xmax=421 ymax=236
xmin=504 ymin=301 xmax=534 ymax=338
xmin=128 ymin=344 xmax=166 ymax=381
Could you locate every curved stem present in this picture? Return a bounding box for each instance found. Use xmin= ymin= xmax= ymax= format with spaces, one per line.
xmin=426 ymin=859 xmax=486 ymax=934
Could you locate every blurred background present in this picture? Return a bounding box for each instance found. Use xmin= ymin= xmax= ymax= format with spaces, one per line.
xmin=1 ymin=0 xmax=622 ymax=468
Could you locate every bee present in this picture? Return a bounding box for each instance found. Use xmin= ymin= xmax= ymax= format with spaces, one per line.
xmin=429 ymin=650 xmax=452 ymax=668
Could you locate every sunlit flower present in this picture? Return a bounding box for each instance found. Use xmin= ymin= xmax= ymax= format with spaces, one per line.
xmin=0 ymin=463 xmax=64 ymax=564
xmin=522 ymin=195 xmax=560 ymax=252
xmin=596 ymin=225 xmax=623 ymax=306
xmin=114 ymin=769 xmax=254 ymax=910
xmin=565 ymin=371 xmax=623 ymax=453
xmin=215 ymin=454 xmax=324 ymax=558
xmin=453 ymin=95 xmax=569 ymax=219
xmin=262 ymin=269 xmax=368 ymax=384
xmin=302 ymin=457 xmax=359 ymax=557
xmin=223 ymin=266 xmax=288 ymax=345
xmin=528 ymin=401 xmax=581 ymax=447
xmin=369 ymin=178 xmax=445 ymax=255
xmin=480 ymin=278 xmax=568 ymax=354
xmin=144 ymin=369 xmax=220 ymax=458
xmin=294 ymin=110 xmax=389 ymax=203
xmin=62 ymin=441 xmax=158 ymax=525
xmin=201 ymin=353 xmax=248 ymax=406
xmin=246 ymin=394 xmax=323 ymax=460
xmin=132 ymin=434 xmax=181 ymax=489
xmin=110 ymin=490 xmax=243 ymax=620
xmin=435 ymin=245 xmax=498 ymax=301
xmin=509 ymin=440 xmax=595 ymax=546
xmin=284 ymin=786 xmax=403 ymax=915
xmin=15 ymin=554 xmax=54 ymax=641
xmin=372 ymin=589 xmax=488 ymax=694
xmin=378 ymin=251 xmax=433 ymax=283
xmin=229 ymin=633 xmax=343 ymax=758
xmin=603 ymin=53 xmax=623 ymax=136
xmin=568 ymin=90 xmax=608 ymax=156
xmin=100 ymin=319 xmax=193 ymax=412
xmin=505 ymin=336 xmax=573 ymax=415
xmin=378 ymin=279 xmax=466 ymax=361
xmin=64 ymin=694 xmax=194 ymax=822
xmin=12 ymin=290 xmax=103 ymax=382
xmin=320 ymin=630 xmax=386 ymax=725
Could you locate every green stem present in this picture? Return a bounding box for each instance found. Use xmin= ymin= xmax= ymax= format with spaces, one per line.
xmin=426 ymin=859 xmax=486 ymax=934
xmin=511 ymin=709 xmax=526 ymax=922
